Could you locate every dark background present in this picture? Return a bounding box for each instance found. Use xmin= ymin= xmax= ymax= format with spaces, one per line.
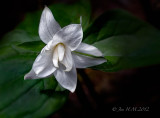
xmin=1 ymin=0 xmax=160 ymax=38
xmin=0 ymin=0 xmax=160 ymax=117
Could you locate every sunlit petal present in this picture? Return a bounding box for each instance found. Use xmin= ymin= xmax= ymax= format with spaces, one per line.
xmin=53 ymin=63 xmax=77 ymax=92
xmin=33 ymin=46 xmax=56 ymax=78
xmin=39 ymin=6 xmax=61 ymax=44
xmin=72 ymin=53 xmax=106 ymax=68
xmin=53 ymin=24 xmax=83 ymax=51
xmin=76 ymin=43 xmax=103 ymax=56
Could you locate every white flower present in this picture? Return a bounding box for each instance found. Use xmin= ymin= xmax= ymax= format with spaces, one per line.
xmin=24 ymin=6 xmax=106 ymax=92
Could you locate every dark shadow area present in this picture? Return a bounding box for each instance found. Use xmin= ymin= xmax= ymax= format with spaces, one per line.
xmin=40 ymin=89 xmax=68 ymax=97
xmin=52 ymin=65 xmax=160 ymax=117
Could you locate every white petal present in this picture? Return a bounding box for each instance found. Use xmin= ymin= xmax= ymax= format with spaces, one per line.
xmin=58 ymin=44 xmax=65 ymax=61
xmin=53 ymin=24 xmax=83 ymax=51
xmin=60 ymin=47 xmax=73 ymax=71
xmin=39 ymin=6 xmax=61 ymax=44
xmin=33 ymin=46 xmax=56 ymax=78
xmin=24 ymin=69 xmax=39 ymax=80
xmin=54 ymin=63 xmax=77 ymax=92
xmin=76 ymin=43 xmax=103 ymax=56
xmin=52 ymin=46 xmax=59 ymax=68
xmin=72 ymin=53 xmax=106 ymax=68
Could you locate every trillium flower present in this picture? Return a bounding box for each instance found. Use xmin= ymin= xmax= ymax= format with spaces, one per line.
xmin=24 ymin=6 xmax=106 ymax=92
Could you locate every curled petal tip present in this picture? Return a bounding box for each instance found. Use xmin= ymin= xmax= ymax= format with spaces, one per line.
xmin=101 ymin=57 xmax=107 ymax=63
xmin=24 ymin=69 xmax=39 ymax=80
xmin=24 ymin=74 xmax=31 ymax=80
xmin=44 ymin=5 xmax=50 ymax=10
xmin=98 ymin=52 xmax=103 ymax=57
xmin=100 ymin=52 xmax=104 ymax=57
xmin=70 ymin=88 xmax=76 ymax=93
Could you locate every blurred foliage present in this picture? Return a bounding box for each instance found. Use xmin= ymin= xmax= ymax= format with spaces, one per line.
xmin=83 ymin=10 xmax=160 ymax=71
xmin=0 ymin=0 xmax=160 ymax=117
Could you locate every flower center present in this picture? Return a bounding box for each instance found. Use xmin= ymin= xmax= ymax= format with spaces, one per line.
xmin=52 ymin=43 xmax=65 ymax=67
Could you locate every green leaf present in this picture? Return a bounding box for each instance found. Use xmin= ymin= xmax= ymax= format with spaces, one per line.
xmin=15 ymin=41 xmax=45 ymax=53
xmin=83 ymin=10 xmax=160 ymax=71
xmin=0 ymin=49 xmax=68 ymax=118
xmin=0 ymin=31 xmax=68 ymax=117
xmin=0 ymin=0 xmax=91 ymax=117
xmin=0 ymin=30 xmax=40 ymax=47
